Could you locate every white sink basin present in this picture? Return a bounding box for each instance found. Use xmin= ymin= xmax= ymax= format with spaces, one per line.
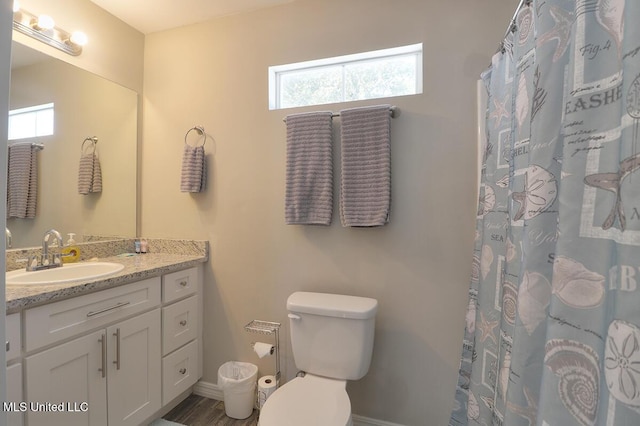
xmin=6 ymin=262 xmax=125 ymax=285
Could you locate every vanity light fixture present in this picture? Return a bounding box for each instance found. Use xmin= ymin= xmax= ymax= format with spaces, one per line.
xmin=12 ymin=4 xmax=87 ymax=56
xmin=33 ymin=14 xmax=55 ymax=31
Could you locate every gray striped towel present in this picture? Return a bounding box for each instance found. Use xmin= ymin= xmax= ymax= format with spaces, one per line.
xmin=7 ymin=144 xmax=38 ymax=219
xmin=180 ymin=144 xmax=206 ymax=192
xmin=340 ymin=104 xmax=392 ymax=227
xmin=78 ymin=152 xmax=103 ymax=195
xmin=285 ymin=111 xmax=333 ymax=225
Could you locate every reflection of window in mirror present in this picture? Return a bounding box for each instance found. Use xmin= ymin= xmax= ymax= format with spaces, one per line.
xmin=8 ymin=102 xmax=54 ymax=140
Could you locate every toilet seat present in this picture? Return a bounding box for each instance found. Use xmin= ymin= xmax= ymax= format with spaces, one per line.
xmin=259 ymin=374 xmax=352 ymax=426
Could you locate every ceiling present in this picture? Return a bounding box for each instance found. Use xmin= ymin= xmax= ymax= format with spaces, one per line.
xmin=89 ymin=0 xmax=296 ymax=34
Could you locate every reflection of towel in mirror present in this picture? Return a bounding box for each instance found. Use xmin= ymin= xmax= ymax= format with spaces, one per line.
xmin=180 ymin=144 xmax=206 ymax=192
xmin=78 ymin=152 xmax=103 ymax=195
xmin=7 ymin=144 xmax=38 ymax=219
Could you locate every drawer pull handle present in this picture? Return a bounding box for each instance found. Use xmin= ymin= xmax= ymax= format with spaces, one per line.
xmin=5 ymin=341 xmax=9 ymax=352
xmin=180 ymin=320 xmax=187 ymax=326
xmin=87 ymin=301 xmax=131 ymax=317
xmin=179 ymin=280 xmax=188 ymax=287
xmin=179 ymin=368 xmax=187 ymax=375
xmin=99 ymin=334 xmax=107 ymax=378
xmin=113 ymin=328 xmax=121 ymax=370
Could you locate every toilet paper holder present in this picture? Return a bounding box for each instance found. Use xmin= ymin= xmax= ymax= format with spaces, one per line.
xmin=244 ymin=320 xmax=281 ymax=386
xmin=251 ymin=342 xmax=275 ymax=356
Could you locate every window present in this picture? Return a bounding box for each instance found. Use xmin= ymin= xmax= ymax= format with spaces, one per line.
xmin=269 ymin=43 xmax=422 ymax=110
xmin=8 ymin=103 xmax=54 ymax=140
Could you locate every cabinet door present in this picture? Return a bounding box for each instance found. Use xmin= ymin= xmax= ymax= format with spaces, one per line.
xmin=7 ymin=363 xmax=23 ymax=426
xmin=25 ymin=330 xmax=107 ymax=426
xmin=6 ymin=313 xmax=21 ymax=362
xmin=106 ymin=309 xmax=161 ymax=426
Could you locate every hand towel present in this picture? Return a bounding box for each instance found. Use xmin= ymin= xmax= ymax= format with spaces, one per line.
xmin=78 ymin=151 xmax=103 ymax=194
xmin=285 ymin=111 xmax=334 ymax=225
xmin=7 ymin=144 xmax=38 ymax=219
xmin=180 ymin=144 xmax=206 ymax=193
xmin=340 ymin=104 xmax=392 ymax=227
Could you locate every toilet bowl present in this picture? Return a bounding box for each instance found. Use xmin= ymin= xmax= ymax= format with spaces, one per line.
xmin=258 ymin=374 xmax=352 ymax=426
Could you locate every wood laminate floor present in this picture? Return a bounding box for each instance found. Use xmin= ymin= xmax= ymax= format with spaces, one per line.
xmin=163 ymin=394 xmax=259 ymax=426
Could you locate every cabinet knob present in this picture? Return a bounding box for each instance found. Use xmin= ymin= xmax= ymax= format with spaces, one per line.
xmin=179 ymin=280 xmax=188 ymax=287
xmin=180 ymin=320 xmax=187 ymax=326
xmin=179 ymin=368 xmax=187 ymax=375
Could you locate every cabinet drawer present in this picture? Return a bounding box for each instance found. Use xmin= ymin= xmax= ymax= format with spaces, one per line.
xmin=162 ymin=339 xmax=198 ymax=405
xmin=162 ymin=295 xmax=198 ymax=355
xmin=6 ymin=312 xmax=21 ymax=362
xmin=25 ymin=277 xmax=161 ymax=352
xmin=162 ymin=267 xmax=198 ymax=303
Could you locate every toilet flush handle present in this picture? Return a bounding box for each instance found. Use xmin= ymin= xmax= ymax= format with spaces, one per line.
xmin=288 ymin=313 xmax=301 ymax=320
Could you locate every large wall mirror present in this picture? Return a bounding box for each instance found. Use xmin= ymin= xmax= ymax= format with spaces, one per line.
xmin=8 ymin=41 xmax=137 ymax=248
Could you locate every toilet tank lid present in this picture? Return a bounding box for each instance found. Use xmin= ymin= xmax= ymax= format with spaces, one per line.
xmin=287 ymin=292 xmax=378 ymax=319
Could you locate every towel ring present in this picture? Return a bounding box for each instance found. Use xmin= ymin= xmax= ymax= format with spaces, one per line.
xmin=185 ymin=126 xmax=207 ymax=147
xmin=81 ymin=136 xmax=98 ymax=153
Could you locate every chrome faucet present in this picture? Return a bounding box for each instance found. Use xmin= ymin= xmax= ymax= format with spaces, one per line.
xmin=42 ymin=229 xmax=62 ymax=259
xmin=26 ymin=229 xmax=63 ymax=271
xmin=5 ymin=227 xmax=11 ymax=249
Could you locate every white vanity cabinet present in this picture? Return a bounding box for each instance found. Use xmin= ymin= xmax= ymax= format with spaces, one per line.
xmin=26 ymin=309 xmax=161 ymax=426
xmin=17 ymin=265 xmax=203 ymax=426
xmin=25 ymin=310 xmax=161 ymax=426
xmin=24 ymin=278 xmax=161 ymax=426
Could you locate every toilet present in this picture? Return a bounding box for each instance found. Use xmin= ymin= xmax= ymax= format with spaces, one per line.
xmin=259 ymin=291 xmax=378 ymax=426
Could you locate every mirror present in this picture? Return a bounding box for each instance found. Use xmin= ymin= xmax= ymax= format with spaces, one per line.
xmin=8 ymin=41 xmax=137 ymax=248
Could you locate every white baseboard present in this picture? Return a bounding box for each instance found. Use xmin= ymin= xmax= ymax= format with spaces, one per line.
xmin=193 ymin=380 xmax=224 ymax=401
xmin=192 ymin=381 xmax=406 ymax=426
xmin=352 ymin=415 xmax=406 ymax=426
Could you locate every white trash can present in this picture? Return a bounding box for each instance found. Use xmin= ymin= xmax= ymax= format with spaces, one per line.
xmin=218 ymin=361 xmax=258 ymax=419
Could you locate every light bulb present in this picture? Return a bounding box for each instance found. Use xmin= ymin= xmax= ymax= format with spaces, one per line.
xmin=69 ymin=31 xmax=88 ymax=46
xmin=37 ymin=14 xmax=55 ymax=30
xmin=12 ymin=0 xmax=19 ymax=13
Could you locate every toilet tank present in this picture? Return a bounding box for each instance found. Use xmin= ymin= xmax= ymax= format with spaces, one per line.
xmin=287 ymin=292 xmax=378 ymax=380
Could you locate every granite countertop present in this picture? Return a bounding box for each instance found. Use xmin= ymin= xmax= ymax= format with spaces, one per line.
xmin=5 ymin=239 xmax=208 ymax=314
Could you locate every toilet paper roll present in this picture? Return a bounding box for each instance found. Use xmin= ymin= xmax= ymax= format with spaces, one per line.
xmin=253 ymin=342 xmax=274 ymax=359
xmin=257 ymin=375 xmax=277 ymax=409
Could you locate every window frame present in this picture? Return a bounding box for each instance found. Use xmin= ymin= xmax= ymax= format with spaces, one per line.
xmin=269 ymin=43 xmax=423 ymax=110
xmin=8 ymin=102 xmax=55 ymax=141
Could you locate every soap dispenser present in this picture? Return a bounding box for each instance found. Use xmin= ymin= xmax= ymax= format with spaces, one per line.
xmin=61 ymin=233 xmax=81 ymax=263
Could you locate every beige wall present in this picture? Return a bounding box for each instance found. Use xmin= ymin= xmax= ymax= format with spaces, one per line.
xmin=142 ymin=0 xmax=513 ymax=424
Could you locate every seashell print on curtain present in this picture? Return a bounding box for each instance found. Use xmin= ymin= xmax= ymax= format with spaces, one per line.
xmin=450 ymin=0 xmax=640 ymax=424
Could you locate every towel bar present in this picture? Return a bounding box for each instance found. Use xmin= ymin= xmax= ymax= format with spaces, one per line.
xmin=81 ymin=136 xmax=98 ymax=152
xmin=282 ymin=105 xmax=396 ymax=122
xmin=10 ymin=142 xmax=44 ymax=151
xmin=185 ymin=125 xmax=207 ymax=146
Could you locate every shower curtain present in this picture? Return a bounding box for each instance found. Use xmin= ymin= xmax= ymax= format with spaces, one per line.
xmin=450 ymin=0 xmax=640 ymax=425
